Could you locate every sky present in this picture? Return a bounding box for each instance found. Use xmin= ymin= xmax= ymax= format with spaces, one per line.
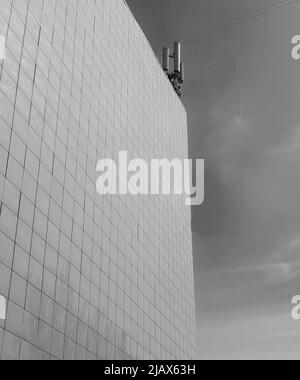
xmin=127 ymin=0 xmax=300 ymax=359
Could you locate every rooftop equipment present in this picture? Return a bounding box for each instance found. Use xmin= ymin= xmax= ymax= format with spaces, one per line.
xmin=162 ymin=42 xmax=184 ymax=98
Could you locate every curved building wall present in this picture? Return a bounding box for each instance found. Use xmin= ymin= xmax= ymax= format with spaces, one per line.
xmin=0 ymin=0 xmax=197 ymax=360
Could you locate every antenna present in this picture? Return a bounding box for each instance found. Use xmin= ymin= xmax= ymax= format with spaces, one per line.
xmin=180 ymin=62 xmax=185 ymax=82
xmin=163 ymin=47 xmax=170 ymax=72
xmin=174 ymin=41 xmax=181 ymax=72
xmin=162 ymin=41 xmax=184 ymax=98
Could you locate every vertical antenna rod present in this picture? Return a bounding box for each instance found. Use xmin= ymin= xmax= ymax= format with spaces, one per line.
xmin=174 ymin=41 xmax=181 ymax=72
xmin=163 ymin=47 xmax=170 ymax=72
xmin=180 ymin=62 xmax=185 ymax=82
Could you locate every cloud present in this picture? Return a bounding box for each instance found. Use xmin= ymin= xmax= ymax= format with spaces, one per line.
xmin=288 ymin=237 xmax=300 ymax=252
xmin=198 ymin=309 xmax=300 ymax=360
xmin=213 ymin=261 xmax=300 ymax=299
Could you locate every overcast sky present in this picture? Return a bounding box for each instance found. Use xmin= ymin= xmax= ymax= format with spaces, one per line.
xmin=127 ymin=0 xmax=300 ymax=359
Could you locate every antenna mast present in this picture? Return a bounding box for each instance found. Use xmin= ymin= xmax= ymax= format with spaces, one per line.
xmin=162 ymin=41 xmax=184 ymax=98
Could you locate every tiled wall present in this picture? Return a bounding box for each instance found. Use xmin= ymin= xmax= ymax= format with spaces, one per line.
xmin=0 ymin=0 xmax=197 ymax=360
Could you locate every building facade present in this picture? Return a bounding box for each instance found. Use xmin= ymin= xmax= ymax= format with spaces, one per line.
xmin=0 ymin=0 xmax=197 ymax=359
